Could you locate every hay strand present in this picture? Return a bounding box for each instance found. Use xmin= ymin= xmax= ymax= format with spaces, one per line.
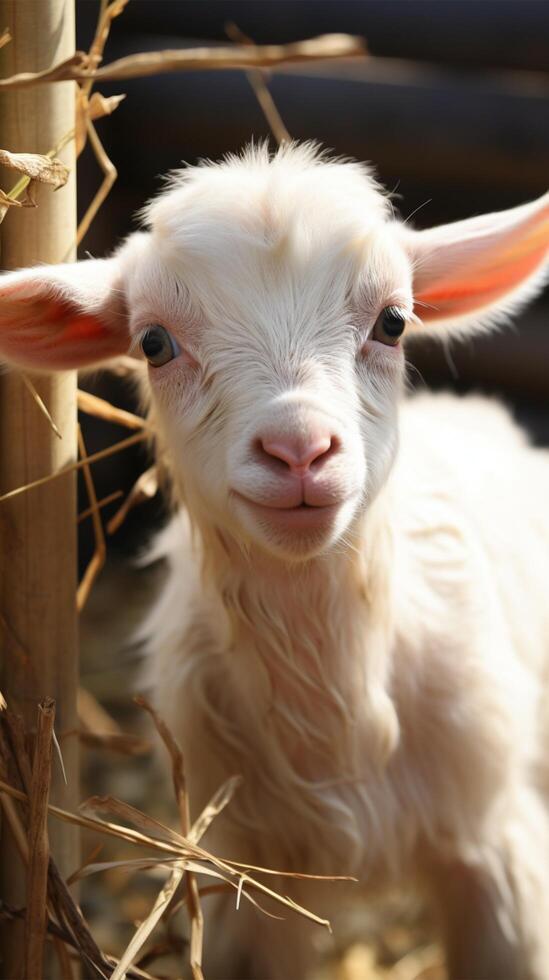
xmin=106 ymin=466 xmax=158 ymax=534
xmin=77 ymin=389 xmax=147 ymax=431
xmin=0 ymin=34 xmax=366 ymax=88
xmin=20 ymin=373 xmax=62 ymax=439
xmin=77 ymin=426 xmax=107 ymax=612
xmin=225 ymin=22 xmax=291 ymax=145
xmin=78 ymin=490 xmax=124 ymax=523
xmin=77 ymin=118 xmax=118 ymax=245
xmin=0 ymin=430 xmax=148 ymax=504
xmin=134 ymin=695 xmax=204 ymax=978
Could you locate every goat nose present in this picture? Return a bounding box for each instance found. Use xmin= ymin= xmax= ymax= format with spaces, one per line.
xmin=259 ymin=430 xmax=337 ymax=474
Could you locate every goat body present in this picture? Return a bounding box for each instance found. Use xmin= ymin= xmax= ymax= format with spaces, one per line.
xmin=1 ymin=144 xmax=548 ymax=979
xmin=147 ymin=393 xmax=549 ymax=979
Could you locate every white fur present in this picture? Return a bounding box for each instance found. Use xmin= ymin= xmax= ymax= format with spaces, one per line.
xmin=2 ymin=142 xmax=548 ymax=979
xmin=132 ymin=146 xmax=549 ymax=979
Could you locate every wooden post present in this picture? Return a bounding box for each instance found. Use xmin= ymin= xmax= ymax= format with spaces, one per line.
xmin=0 ymin=2 xmax=78 ymax=977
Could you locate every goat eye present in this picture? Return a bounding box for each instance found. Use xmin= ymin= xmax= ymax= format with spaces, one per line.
xmin=141 ymin=324 xmax=180 ymax=366
xmin=372 ymin=307 xmax=406 ymax=346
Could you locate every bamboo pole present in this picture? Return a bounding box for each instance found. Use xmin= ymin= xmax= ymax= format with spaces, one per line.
xmin=0 ymin=3 xmax=78 ymax=977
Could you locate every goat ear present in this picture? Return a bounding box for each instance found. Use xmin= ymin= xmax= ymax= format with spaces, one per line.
xmin=400 ymin=192 xmax=549 ymax=335
xmin=0 ymin=257 xmax=130 ymax=371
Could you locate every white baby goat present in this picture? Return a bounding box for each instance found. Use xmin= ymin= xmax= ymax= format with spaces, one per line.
xmin=1 ymin=144 xmax=549 ymax=979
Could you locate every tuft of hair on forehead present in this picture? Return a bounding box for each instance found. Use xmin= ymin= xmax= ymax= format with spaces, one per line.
xmin=140 ymin=141 xmax=391 ymax=263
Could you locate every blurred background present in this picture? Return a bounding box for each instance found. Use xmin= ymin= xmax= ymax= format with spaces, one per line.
xmin=73 ymin=3 xmax=549 ymax=975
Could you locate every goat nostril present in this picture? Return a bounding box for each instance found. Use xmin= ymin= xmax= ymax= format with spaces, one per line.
xmin=257 ymin=432 xmax=339 ymax=474
xmin=310 ymin=434 xmax=340 ymax=469
xmin=252 ymin=437 xmax=290 ymax=472
xmin=258 ymin=437 xmax=293 ymax=471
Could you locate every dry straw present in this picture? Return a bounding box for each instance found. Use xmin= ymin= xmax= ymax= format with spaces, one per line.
xmin=0 ymin=698 xmax=353 ymax=980
xmin=0 ymin=33 xmax=365 ymax=88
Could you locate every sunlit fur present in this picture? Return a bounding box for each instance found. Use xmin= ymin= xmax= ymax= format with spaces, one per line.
xmin=134 ymin=147 xmax=549 ymax=979
xmin=1 ymin=143 xmax=548 ymax=979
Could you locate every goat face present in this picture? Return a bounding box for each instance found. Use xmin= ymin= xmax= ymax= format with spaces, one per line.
xmin=1 ymin=144 xmax=546 ymax=561
xmin=130 ymin=149 xmax=412 ymax=560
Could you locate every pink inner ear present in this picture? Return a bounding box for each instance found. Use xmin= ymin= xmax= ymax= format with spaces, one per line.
xmin=411 ymin=196 xmax=549 ymax=324
xmin=0 ymin=291 xmax=129 ymax=370
xmin=415 ymin=239 xmax=548 ymax=322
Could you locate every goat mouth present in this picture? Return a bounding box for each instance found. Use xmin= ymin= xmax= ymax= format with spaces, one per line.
xmin=234 ymin=493 xmax=342 ymax=531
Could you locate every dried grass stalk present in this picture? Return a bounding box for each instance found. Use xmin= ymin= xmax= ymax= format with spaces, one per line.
xmin=75 ymin=730 xmax=151 ymax=756
xmin=0 ymin=774 xmax=343 ymax=922
xmin=77 ymin=119 xmax=118 ymax=245
xmin=0 ymin=779 xmax=342 ymax=931
xmin=94 ymin=33 xmax=366 ymax=82
xmin=24 ymin=698 xmax=55 ymax=980
xmin=0 ymin=779 xmax=183 ymax=853
xmin=88 ymin=91 xmax=126 ymax=120
xmin=77 ymin=389 xmax=147 ymax=431
xmin=0 ymin=181 xmax=39 ymax=221
xmin=46 ymin=862 xmax=110 ymax=979
xmin=0 ymin=51 xmax=88 ymax=88
xmin=0 ymin=186 xmax=23 ymax=210
xmin=20 ymin=373 xmax=62 ymax=439
xmin=134 ymin=697 xmax=189 ymax=828
xmin=78 ymin=490 xmax=124 ymax=523
xmin=0 ymin=130 xmax=75 ymax=227
xmin=75 ymin=90 xmax=126 ymax=156
xmin=77 ymin=427 xmax=107 ymax=612
xmin=0 ymin=429 xmax=148 ymax=504
xmin=78 ymin=686 xmax=122 ymax=737
xmin=80 ymin=794 xmax=185 ymax=849
xmin=0 ymin=716 xmax=80 ymax=980
xmin=107 ymin=466 xmax=158 ymax=534
xmin=110 ymin=861 xmax=186 ymax=980
xmin=0 ymin=34 xmax=366 ymax=87
xmin=134 ymin=696 xmax=205 ymax=978
xmin=189 ymin=775 xmax=243 ymax=846
xmin=0 ymin=147 xmax=69 ymax=187
xmin=83 ymin=0 xmax=130 ymax=87
xmin=74 ymin=0 xmax=129 ymax=239
xmin=1 ymin=4 xmax=126 ymax=237
xmin=76 ymin=687 xmax=151 ymax=757
xmin=0 ymin=709 xmax=145 ymax=980
xmin=225 ymin=23 xmax=291 ymax=145
xmin=0 ymin=900 xmax=161 ymax=980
